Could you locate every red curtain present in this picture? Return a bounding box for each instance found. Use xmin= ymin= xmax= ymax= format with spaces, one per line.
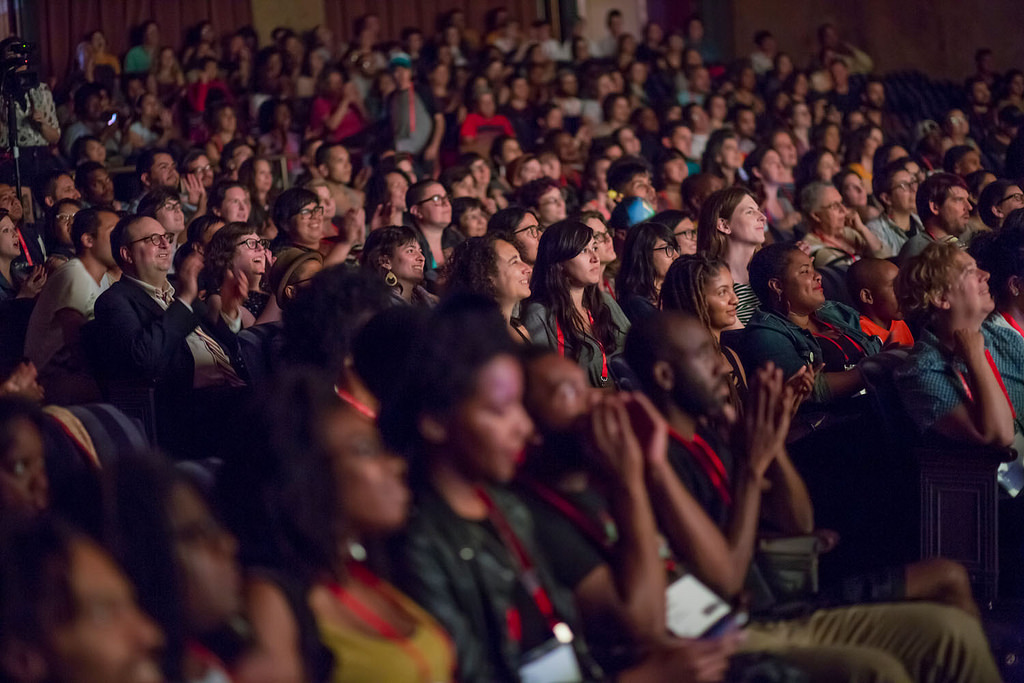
xmin=322 ymin=0 xmax=538 ymax=48
xmin=34 ymin=0 xmax=252 ymax=83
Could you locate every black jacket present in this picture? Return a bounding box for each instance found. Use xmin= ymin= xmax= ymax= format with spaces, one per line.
xmin=90 ymin=278 xmax=246 ymax=396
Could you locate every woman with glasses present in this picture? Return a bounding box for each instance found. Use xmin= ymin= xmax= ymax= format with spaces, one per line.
xmin=43 ymin=198 xmax=83 ymax=261
xmin=521 ymin=220 xmax=630 ymax=388
xmin=651 ymin=209 xmax=698 ymax=256
xmin=271 ymin=186 xmax=337 ymax=259
xmin=488 ymin=206 xmax=543 ymax=264
xmin=361 ymin=226 xmax=436 ymax=307
xmin=201 ymin=221 xmax=270 ymax=326
xmin=519 ymin=177 xmax=567 ymax=228
xmin=615 ymin=221 xmax=680 ymax=321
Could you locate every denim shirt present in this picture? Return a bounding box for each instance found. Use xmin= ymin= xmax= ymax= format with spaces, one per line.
xmin=740 ymin=301 xmax=882 ymax=403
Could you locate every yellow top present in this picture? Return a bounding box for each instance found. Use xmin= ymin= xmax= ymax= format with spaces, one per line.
xmin=319 ymin=579 xmax=455 ymax=683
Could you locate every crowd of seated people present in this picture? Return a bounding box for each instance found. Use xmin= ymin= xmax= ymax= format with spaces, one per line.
xmin=2 ymin=5 xmax=1024 ymax=682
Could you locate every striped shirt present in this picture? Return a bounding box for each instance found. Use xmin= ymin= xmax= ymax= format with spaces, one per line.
xmin=734 ymin=283 xmax=761 ymax=326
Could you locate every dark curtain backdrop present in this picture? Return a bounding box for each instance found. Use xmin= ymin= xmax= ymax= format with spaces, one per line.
xmin=34 ymin=0 xmax=252 ymax=82
xmin=321 ymin=0 xmax=539 ymax=48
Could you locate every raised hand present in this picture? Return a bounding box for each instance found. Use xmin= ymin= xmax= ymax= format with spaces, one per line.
xmin=176 ymin=250 xmax=203 ymax=306
xmin=746 ymin=362 xmax=793 ymax=477
xmin=590 ymin=394 xmax=645 ymax=484
xmin=17 ymin=265 xmax=46 ymax=299
xmin=621 ymin=391 xmax=670 ymax=472
xmin=953 ymin=328 xmax=986 ymax=363
xmin=0 ymin=361 xmax=44 ymax=402
xmin=220 ymin=268 xmax=249 ymax=322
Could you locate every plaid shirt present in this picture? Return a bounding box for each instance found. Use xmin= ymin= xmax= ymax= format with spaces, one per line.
xmin=894 ymin=316 xmax=1024 ymax=435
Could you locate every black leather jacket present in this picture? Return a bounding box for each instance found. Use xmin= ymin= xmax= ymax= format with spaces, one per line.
xmin=390 ymin=485 xmax=601 ymax=682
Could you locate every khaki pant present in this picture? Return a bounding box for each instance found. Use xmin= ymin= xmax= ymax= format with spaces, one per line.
xmin=743 ymin=602 xmax=1002 ymax=683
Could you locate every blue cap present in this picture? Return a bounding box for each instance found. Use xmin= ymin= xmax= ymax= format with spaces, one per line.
xmin=608 ymin=196 xmax=656 ymax=231
xmin=389 ymin=52 xmax=412 ymax=70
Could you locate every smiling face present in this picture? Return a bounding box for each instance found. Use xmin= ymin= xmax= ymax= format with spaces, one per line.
xmin=121 ymin=216 xmax=173 ymax=284
xmin=776 ymin=249 xmax=825 ymax=314
xmin=536 ymin=187 xmax=567 ymax=227
xmin=219 ymin=187 xmax=251 ymax=223
xmin=233 ymin=232 xmax=266 ymax=281
xmin=705 ymin=265 xmax=739 ymax=331
xmin=720 ymin=193 xmax=766 ymax=246
xmin=385 ymin=239 xmax=426 ymax=286
xmin=491 ymin=239 xmax=532 ymax=305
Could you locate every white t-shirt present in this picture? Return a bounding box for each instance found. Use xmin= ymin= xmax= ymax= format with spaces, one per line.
xmin=24 ymin=259 xmax=110 ymax=373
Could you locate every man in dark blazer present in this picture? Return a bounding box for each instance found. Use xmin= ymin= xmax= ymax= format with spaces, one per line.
xmin=91 ymin=214 xmax=248 ymax=456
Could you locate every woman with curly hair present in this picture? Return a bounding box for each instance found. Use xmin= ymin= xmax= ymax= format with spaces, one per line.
xmin=201 ymin=221 xmax=269 ymax=325
xmin=360 ymin=226 xmax=436 ymax=307
xmin=446 ymin=234 xmax=533 ymax=341
xmin=520 ymin=220 xmax=630 ymax=387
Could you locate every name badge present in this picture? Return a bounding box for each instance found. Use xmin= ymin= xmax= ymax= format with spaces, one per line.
xmin=518 ymin=629 xmax=582 ymax=683
xmin=665 ymin=574 xmax=731 ymax=638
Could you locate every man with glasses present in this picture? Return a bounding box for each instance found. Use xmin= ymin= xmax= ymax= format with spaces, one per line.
xmin=406 ymin=179 xmax=463 ymax=282
xmin=138 ymin=188 xmax=186 ymax=269
xmin=867 ymin=160 xmax=924 ymax=258
xmin=977 ymin=179 xmax=1024 ymax=230
xmin=898 ymin=173 xmax=973 ymax=264
xmin=92 ymin=215 xmax=248 ymax=456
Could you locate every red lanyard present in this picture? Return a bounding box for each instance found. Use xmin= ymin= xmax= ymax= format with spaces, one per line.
xmin=336 ymin=386 xmax=377 ymax=420
xmin=954 ymin=349 xmax=1016 ymax=419
xmin=602 ymin=278 xmax=616 ymax=300
xmin=811 ymin=318 xmax=864 ymax=366
xmin=407 ymin=86 xmax=416 ymax=135
xmin=15 ymin=229 xmax=32 ymax=266
xmin=475 ymin=487 xmax=566 ymax=642
xmin=555 ymin=313 xmax=608 ymax=383
xmin=186 ymin=641 xmax=233 ymax=682
xmin=1001 ymin=311 xmax=1024 ymax=339
xmin=668 ymin=428 xmax=733 ymax=507
xmin=325 ymin=563 xmax=451 ymax=683
xmin=520 ymin=478 xmax=616 ymax=551
xmin=813 ymin=231 xmax=857 ymax=262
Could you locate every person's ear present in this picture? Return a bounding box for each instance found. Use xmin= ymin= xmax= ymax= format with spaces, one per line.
xmin=993 ymin=204 xmax=1006 ymax=221
xmin=1009 ymin=275 xmax=1022 ymax=298
xmin=417 ymin=414 xmax=448 ymax=444
xmin=768 ymin=276 xmax=784 ymax=300
xmin=283 ymin=284 xmax=296 ymax=301
xmin=44 ymin=197 xmax=55 ymax=208
xmin=81 ymin=233 xmax=95 ymax=250
xmin=119 ymin=245 xmax=132 ymax=264
xmin=379 ymin=254 xmax=392 ymax=270
xmin=716 ymin=216 xmax=730 ymax=234
xmin=928 ymin=199 xmax=941 ymax=217
xmin=859 ymin=287 xmax=873 ymax=306
xmin=140 ymin=172 xmax=151 ymax=188
xmin=652 ymin=360 xmax=675 ymax=393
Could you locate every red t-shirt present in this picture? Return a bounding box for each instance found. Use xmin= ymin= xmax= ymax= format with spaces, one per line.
xmin=459 ymin=112 xmax=515 ymax=139
xmin=310 ymin=97 xmax=367 ymax=143
xmin=860 ymin=316 xmax=915 ymax=346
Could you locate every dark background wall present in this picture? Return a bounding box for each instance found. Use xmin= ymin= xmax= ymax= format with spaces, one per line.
xmin=727 ymin=0 xmax=1024 ymax=81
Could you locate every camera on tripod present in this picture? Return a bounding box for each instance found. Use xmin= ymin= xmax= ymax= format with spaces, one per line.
xmin=0 ymin=38 xmax=38 ymax=99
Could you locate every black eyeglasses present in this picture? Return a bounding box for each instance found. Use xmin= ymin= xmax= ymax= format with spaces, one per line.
xmin=127 ymin=232 xmax=174 ymax=247
xmin=298 ymin=205 xmax=325 ymax=218
xmin=159 ymin=200 xmax=182 ymax=213
xmin=653 ymin=244 xmax=680 ymax=256
xmin=513 ymin=224 xmax=543 ymax=239
xmin=416 ymin=193 xmax=450 ymax=206
xmin=674 ymin=228 xmax=697 ymax=240
xmin=237 ymin=238 xmax=271 ymax=250
xmin=999 ymin=192 xmax=1024 ymax=206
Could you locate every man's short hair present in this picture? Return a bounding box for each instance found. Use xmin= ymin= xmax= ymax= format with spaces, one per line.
xmin=872 ymin=159 xmax=910 ymax=202
xmin=916 ymin=172 xmax=968 ymax=222
xmin=209 ymin=180 xmax=247 ymax=209
xmin=606 ymin=156 xmax=652 ymax=193
xmin=406 ymin=179 xmax=443 ymax=210
xmin=137 ymin=187 xmax=180 ymax=219
xmin=942 ymin=145 xmax=975 ymax=174
xmin=74 ymin=161 xmax=106 ymax=193
xmin=71 ymin=207 xmax=115 ymax=254
xmin=440 ymin=165 xmax=474 ymax=193
xmin=180 ymin=148 xmax=209 ymax=173
xmin=109 ymin=214 xmax=149 ymax=268
xmin=518 ymin=177 xmax=561 ymax=209
xmin=753 ymin=30 xmax=773 ymax=47
xmin=135 ymin=147 xmax=174 ymax=182
xmin=36 ymin=170 xmax=72 ymax=202
xmin=315 ymin=141 xmax=346 ymax=169
xmin=272 ymin=187 xmax=319 ymax=229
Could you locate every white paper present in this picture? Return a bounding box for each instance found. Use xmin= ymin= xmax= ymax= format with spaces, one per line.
xmin=518 ymin=640 xmax=583 ymax=683
xmin=665 ymin=574 xmax=732 ymax=638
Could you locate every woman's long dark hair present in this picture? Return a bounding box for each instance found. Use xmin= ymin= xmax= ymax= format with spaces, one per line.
xmin=616 ymin=220 xmax=677 ymax=304
xmin=527 ymin=220 xmax=620 ymax=354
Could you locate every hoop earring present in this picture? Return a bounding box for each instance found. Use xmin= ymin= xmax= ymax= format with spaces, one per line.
xmin=384 ymin=270 xmax=399 ymax=287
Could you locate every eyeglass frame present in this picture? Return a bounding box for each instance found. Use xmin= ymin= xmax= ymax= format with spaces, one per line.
xmin=237 ymin=238 xmax=271 ymax=250
xmin=998 ymin=192 xmax=1024 ymax=206
xmin=297 ymin=205 xmax=325 ymax=219
xmin=126 ymin=232 xmax=175 ymax=247
xmin=415 ymin=193 xmax=451 ymax=206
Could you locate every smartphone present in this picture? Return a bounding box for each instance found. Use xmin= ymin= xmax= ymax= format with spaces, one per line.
xmin=700 ymin=610 xmax=749 ymax=640
xmin=107 ymin=112 xmax=118 ymax=126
